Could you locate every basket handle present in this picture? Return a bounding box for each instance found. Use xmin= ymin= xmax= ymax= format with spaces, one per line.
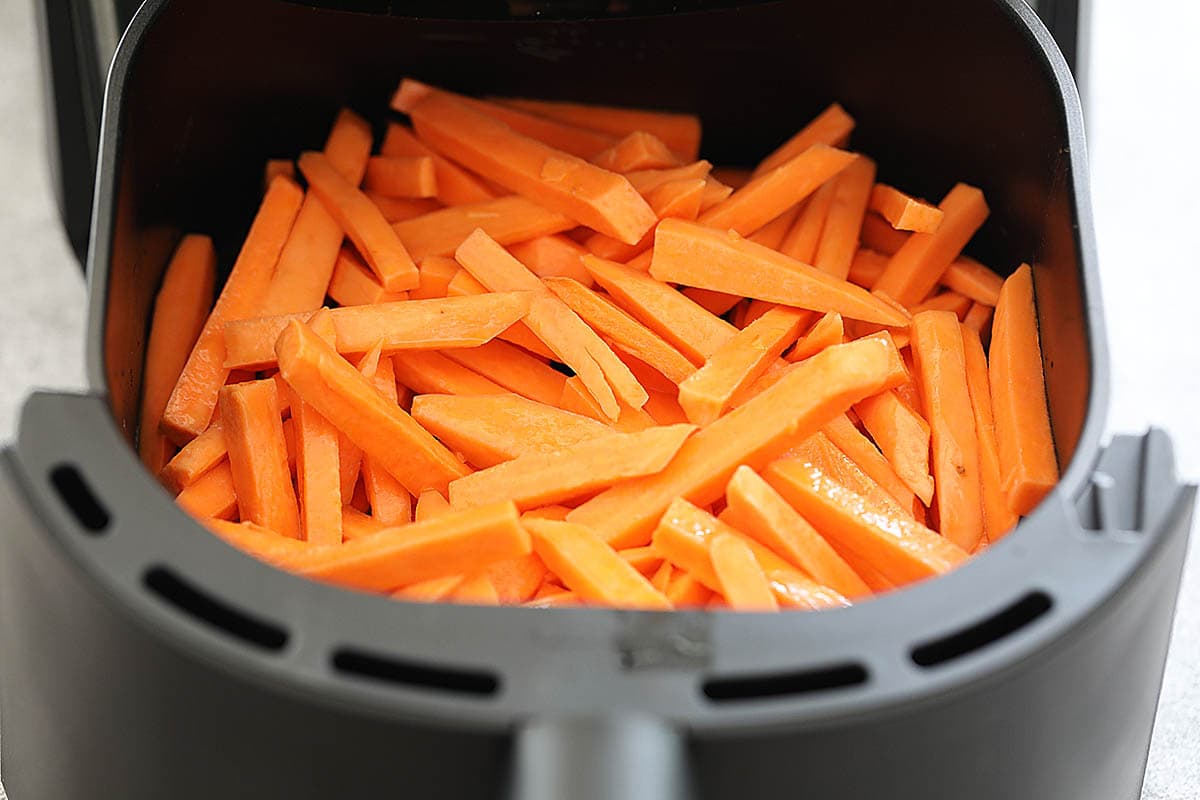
xmin=509 ymin=713 xmax=691 ymax=800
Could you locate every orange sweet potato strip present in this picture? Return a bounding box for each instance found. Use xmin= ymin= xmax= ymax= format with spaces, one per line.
xmin=650 ymin=219 xmax=910 ymax=326
xmin=625 ymin=161 xmax=714 ymax=194
xmin=409 ymin=94 xmax=655 ymax=244
xmin=203 ymin=519 xmax=333 ymax=570
xmin=177 ymin=461 xmax=238 ymax=521
xmin=786 ymin=311 xmax=844 ymax=362
xmin=342 ymin=506 xmax=386 ymax=541
xmin=509 ymin=234 xmax=593 ymax=286
xmin=363 ymin=156 xmax=438 ymax=199
xmin=821 ymin=412 xmax=919 ymax=513
xmin=583 ymin=177 xmax=708 ymax=263
xmin=754 ymin=103 xmax=855 ymax=176
xmin=264 ymin=159 xmax=295 ymax=188
xmin=911 ymin=310 xmax=985 ymax=550
xmin=558 ymin=377 xmax=656 ymax=432
xmin=276 ymin=320 xmax=470 ymax=494
xmin=543 ymin=277 xmax=696 ymax=385
xmin=869 ymin=183 xmax=945 ymax=233
xmin=651 ymin=561 xmax=674 ymax=593
xmin=747 ymin=205 xmax=802 ymax=250
xmin=395 ymin=80 xmax=617 ymax=159
xmin=779 ymin=182 xmax=836 ymax=263
xmin=412 ymin=255 xmax=460 ymax=299
xmin=448 ymin=424 xmax=694 ymax=511
xmin=911 ymin=290 xmax=972 ymax=319
xmin=258 ymin=111 xmax=375 ymax=316
xmin=392 ymin=575 xmax=464 ymax=602
xmin=219 ymin=379 xmax=300 ymax=538
xmin=723 ymin=466 xmax=870 ymax=598
xmin=591 ymin=131 xmax=680 ymax=172
xmin=358 ymin=349 xmax=413 ymax=527
xmin=568 ymin=336 xmax=898 ymax=548
xmin=872 ymin=183 xmax=990 ymax=307
xmin=848 ymin=247 xmax=890 ymax=287
xmin=298 ymin=151 xmax=419 ymax=292
xmin=162 ymin=176 xmax=303 ymax=442
xmin=764 ymin=460 xmax=968 ymax=584
xmin=855 ymin=389 xmax=934 ymax=506
xmin=441 ymin=339 xmax=566 ymax=406
xmin=620 ymin=546 xmax=665 ymax=577
xmin=782 ymin=431 xmax=914 ymax=522
xmin=680 ymin=287 xmax=742 ymax=317
xmin=678 ymin=307 xmax=808 ymax=426
xmin=666 ymin=572 xmax=713 ymax=608
xmin=860 ymin=212 xmax=910 ymax=256
xmin=583 ymin=255 xmax=738 ymax=366
xmin=327 ymin=247 xmax=409 ymax=307
xmin=380 ymin=122 xmax=497 ymax=206
xmin=298 ymin=501 xmax=530 ymax=592
xmin=526 ymin=519 xmax=671 ymax=609
xmin=140 ymin=235 xmax=216 ymax=473
xmin=415 ymin=488 xmax=452 ymax=521
xmin=411 ymin=393 xmax=609 ymax=469
xmin=961 ymin=323 xmax=1019 ymax=541
xmin=989 ymin=263 xmax=1059 ymax=516
xmin=963 ymin=301 xmax=994 ymax=341
xmin=700 ymin=146 xmax=857 ymax=236
xmin=291 ymin=311 xmax=343 ymax=544
xmin=439 ymin=264 xmax=559 ymax=360
xmin=492 ymin=97 xmax=702 ymax=161
xmin=391 ymin=350 xmax=509 ymax=397
xmin=222 ymin=292 xmax=532 ymax=369
xmin=941 ymin=256 xmax=1004 ymax=307
xmin=456 ymin=229 xmax=647 ymax=416
xmin=709 ymin=533 xmax=779 ymax=611
xmin=368 ymin=194 xmax=442 ymax=224
xmin=485 ymin=553 xmax=549 ymax=603
xmin=814 ymin=155 xmax=876 ymax=279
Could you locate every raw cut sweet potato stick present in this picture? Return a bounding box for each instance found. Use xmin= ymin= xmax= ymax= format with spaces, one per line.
xmin=392 ymin=195 xmax=575 ymax=263
xmin=678 ymin=307 xmax=809 ymax=425
xmin=369 ymin=195 xmax=441 ymax=224
xmin=358 ymin=347 xmax=413 ymax=526
xmin=298 ymin=151 xmax=419 ymax=292
xmin=786 ymin=311 xmax=843 ymax=362
xmin=363 ymin=156 xmax=438 ymax=199
xmin=381 ymin=123 xmax=496 ymax=206
xmin=583 ymin=177 xmax=708 ymax=263
xmin=650 ymin=219 xmax=909 ymax=326
xmin=855 ymin=390 xmax=935 ymax=505
xmin=709 ymin=533 xmax=778 ymax=611
xmin=989 ymin=264 xmax=1059 ymax=516
xmin=568 ymin=336 xmax=900 ymax=548
xmin=964 ymin=302 xmax=994 ymax=340
xmin=260 ymin=109 xmax=374 ymax=316
xmin=492 ymin=97 xmax=702 ymax=161
xmin=440 ymin=340 xmax=566 ymax=406
xmin=526 ymin=519 xmax=671 ymax=609
xmin=219 ymin=379 xmax=301 ymax=538
xmin=275 ymin=320 xmax=470 ymax=494
xmin=409 ymin=94 xmax=656 ymax=244
xmin=753 ymin=103 xmax=856 ymax=177
xmin=448 ymin=572 xmax=503 ymax=604
xmin=872 ymin=183 xmax=990 ymax=307
xmin=415 ymin=489 xmax=452 ymax=521
xmin=764 ymin=460 xmax=968 ymax=585
xmin=723 ymin=466 xmax=870 ymax=598
xmin=912 ymin=291 xmax=972 ymax=319
xmin=942 ymin=256 xmax=1003 ymax=308
xmin=747 ymin=205 xmax=801 ymax=249
xmin=962 ymin=324 xmax=1019 ymax=541
xmin=699 ymin=146 xmax=857 ymax=237
xmin=140 ymin=235 xmax=216 ymax=473
xmin=455 ymin=229 xmax=648 ymax=416
xmin=163 ymin=176 xmax=303 ymax=442
xmin=543 ymin=277 xmax=696 ymax=385
xmin=653 ymin=499 xmax=849 ymax=609
xmin=814 ymin=155 xmax=876 ymax=280
xmin=783 ymin=431 xmax=914 ymax=522
xmin=870 ymin=183 xmax=944 ymax=233
xmin=412 ymin=394 xmax=610 ymax=469
xmin=448 ymin=424 xmax=695 ymax=510
xmin=412 ymin=256 xmax=459 ymax=299
xmin=223 ymin=292 xmax=532 ymax=369
xmin=327 ymin=248 xmax=408 ymax=307
xmin=342 ymin=507 xmax=385 ymax=540
xmin=822 ymin=413 xmax=918 ymax=514
xmin=177 ymin=462 xmax=238 ymax=521
xmin=298 ymin=501 xmax=530 ymax=592
xmin=558 ymin=377 xmax=656 ymax=432
xmin=911 ymin=310 xmax=985 ymax=551
xmin=591 ymin=131 xmax=679 ymax=172
xmin=395 ymin=80 xmax=616 ymax=159
xmin=583 ymin=255 xmax=738 ymax=365
xmin=393 ymin=575 xmax=463 ymax=602
xmin=291 ymin=310 xmax=343 ymax=544
xmin=204 ymin=519 xmax=335 ymax=571
xmin=391 ymin=351 xmax=509 ymax=397
xmin=780 ymin=182 xmax=836 ymax=263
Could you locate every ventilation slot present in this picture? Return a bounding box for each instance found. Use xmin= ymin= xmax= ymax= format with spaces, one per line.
xmin=49 ymin=463 xmax=110 ymax=533
xmin=332 ymin=648 xmax=500 ymax=697
xmin=911 ymin=591 xmax=1052 ymax=668
xmin=144 ymin=566 xmax=288 ymax=651
xmin=703 ymin=662 xmax=868 ymax=702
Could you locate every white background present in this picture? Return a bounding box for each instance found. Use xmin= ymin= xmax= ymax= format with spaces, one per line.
xmin=0 ymin=0 xmax=1196 ymax=796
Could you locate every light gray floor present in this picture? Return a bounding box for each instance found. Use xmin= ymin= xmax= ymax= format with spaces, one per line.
xmin=0 ymin=1 xmax=1195 ymax=798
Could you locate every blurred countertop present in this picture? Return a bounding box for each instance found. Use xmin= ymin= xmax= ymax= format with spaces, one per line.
xmin=0 ymin=0 xmax=1195 ymax=797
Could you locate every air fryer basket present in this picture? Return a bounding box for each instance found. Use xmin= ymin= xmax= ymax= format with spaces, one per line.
xmin=0 ymin=1 xmax=1194 ymax=799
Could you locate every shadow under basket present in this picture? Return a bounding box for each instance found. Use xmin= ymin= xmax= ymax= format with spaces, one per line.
xmin=0 ymin=1 xmax=1195 ymax=798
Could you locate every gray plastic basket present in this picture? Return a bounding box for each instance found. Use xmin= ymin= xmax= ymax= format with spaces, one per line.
xmin=0 ymin=1 xmax=1194 ymax=798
